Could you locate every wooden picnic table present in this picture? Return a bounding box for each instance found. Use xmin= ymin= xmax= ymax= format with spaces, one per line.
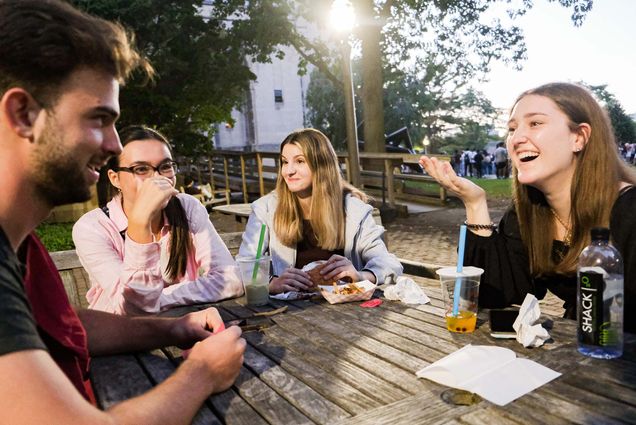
xmin=212 ymin=203 xmax=252 ymax=229
xmin=89 ymin=278 xmax=636 ymax=424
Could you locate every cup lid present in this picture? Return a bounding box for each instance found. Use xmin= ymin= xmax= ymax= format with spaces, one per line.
xmin=436 ymin=266 xmax=484 ymax=278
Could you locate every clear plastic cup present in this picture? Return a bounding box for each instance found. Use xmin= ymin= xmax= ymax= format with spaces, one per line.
xmin=236 ymin=256 xmax=271 ymax=306
xmin=436 ymin=266 xmax=484 ymax=333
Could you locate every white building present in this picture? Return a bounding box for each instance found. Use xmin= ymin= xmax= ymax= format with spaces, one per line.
xmin=198 ymin=2 xmax=316 ymax=151
xmin=213 ymin=45 xmax=312 ymax=151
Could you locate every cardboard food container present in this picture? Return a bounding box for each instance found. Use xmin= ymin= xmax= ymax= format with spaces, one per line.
xmin=318 ymin=280 xmax=377 ymax=304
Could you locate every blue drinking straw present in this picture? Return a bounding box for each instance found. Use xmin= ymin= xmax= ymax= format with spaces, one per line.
xmin=251 ymin=224 xmax=266 ymax=283
xmin=453 ymin=225 xmax=467 ymax=316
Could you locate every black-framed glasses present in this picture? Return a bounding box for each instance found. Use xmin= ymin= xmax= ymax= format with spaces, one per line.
xmin=116 ymin=160 xmax=178 ymax=177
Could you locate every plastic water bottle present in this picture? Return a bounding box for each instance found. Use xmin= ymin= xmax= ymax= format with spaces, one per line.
xmin=577 ymin=227 xmax=623 ymax=359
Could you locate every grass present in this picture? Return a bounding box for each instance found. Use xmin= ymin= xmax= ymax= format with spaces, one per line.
xmin=404 ymin=177 xmax=512 ymax=199
xmin=468 ymin=178 xmax=513 ymax=199
xmin=35 ymin=222 xmax=75 ymax=252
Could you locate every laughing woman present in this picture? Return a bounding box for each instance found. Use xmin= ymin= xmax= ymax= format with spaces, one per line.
xmin=239 ymin=128 xmax=402 ymax=295
xmin=419 ymin=82 xmax=636 ymax=332
xmin=73 ymin=126 xmax=243 ymax=314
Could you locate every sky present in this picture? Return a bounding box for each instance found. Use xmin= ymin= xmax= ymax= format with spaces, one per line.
xmin=480 ymin=0 xmax=636 ymax=114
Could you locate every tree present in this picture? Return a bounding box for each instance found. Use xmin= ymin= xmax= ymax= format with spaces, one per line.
xmin=278 ymin=0 xmax=593 ymax=153
xmin=72 ymin=0 xmax=291 ymax=154
xmin=584 ymin=83 xmax=636 ymax=144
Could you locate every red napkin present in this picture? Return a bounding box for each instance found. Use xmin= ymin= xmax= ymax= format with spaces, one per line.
xmin=360 ymin=299 xmax=383 ymax=308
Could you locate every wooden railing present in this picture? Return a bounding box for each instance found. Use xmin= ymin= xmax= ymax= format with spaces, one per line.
xmin=181 ymin=151 xmax=449 ymax=206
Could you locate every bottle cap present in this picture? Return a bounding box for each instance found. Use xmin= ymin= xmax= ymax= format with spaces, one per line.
xmin=590 ymin=227 xmax=610 ymax=241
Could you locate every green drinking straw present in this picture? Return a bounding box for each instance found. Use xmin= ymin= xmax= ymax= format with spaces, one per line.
xmin=453 ymin=224 xmax=467 ymax=317
xmin=252 ymin=223 xmax=267 ymax=283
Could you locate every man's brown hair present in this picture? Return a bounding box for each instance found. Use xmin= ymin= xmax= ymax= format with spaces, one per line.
xmin=0 ymin=0 xmax=152 ymax=107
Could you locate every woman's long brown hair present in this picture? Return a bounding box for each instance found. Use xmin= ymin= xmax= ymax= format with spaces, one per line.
xmin=273 ymin=128 xmax=367 ymax=249
xmin=511 ymin=83 xmax=636 ymax=275
xmin=103 ymin=125 xmax=192 ymax=282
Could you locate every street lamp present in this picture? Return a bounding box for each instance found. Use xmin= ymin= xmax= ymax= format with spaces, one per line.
xmin=423 ymin=135 xmax=431 ymax=155
xmin=330 ymin=0 xmax=360 ymax=187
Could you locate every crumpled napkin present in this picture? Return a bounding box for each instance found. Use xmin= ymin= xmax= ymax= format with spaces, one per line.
xmin=513 ymin=294 xmax=550 ymax=347
xmin=269 ymin=291 xmax=315 ymax=301
xmin=383 ymin=276 xmax=430 ymax=305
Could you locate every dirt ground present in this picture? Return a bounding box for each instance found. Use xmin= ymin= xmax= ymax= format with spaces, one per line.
xmin=380 ymin=198 xmax=511 ymax=266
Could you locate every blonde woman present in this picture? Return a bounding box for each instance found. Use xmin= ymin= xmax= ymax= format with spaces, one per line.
xmin=73 ymin=126 xmax=243 ymax=314
xmin=420 ymin=83 xmax=636 ymax=332
xmin=239 ymin=128 xmax=402 ymax=294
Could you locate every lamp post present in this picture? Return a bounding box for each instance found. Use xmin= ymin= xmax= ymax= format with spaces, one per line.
xmin=423 ymin=135 xmax=430 ymax=155
xmin=330 ymin=0 xmax=360 ymax=187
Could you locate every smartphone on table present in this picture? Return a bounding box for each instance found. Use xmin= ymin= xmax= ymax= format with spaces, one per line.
xmin=489 ymin=308 xmax=519 ymax=339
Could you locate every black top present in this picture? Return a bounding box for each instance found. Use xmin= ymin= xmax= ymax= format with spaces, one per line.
xmin=295 ymin=220 xmax=344 ymax=270
xmin=465 ymin=186 xmax=636 ymax=333
xmin=0 ymin=227 xmax=46 ymax=356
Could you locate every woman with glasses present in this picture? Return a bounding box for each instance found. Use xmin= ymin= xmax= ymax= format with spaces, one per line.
xmin=73 ymin=126 xmax=243 ymax=314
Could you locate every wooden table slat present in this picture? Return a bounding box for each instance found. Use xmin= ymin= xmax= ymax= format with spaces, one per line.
xmin=243 ymin=344 xmax=351 ymax=423
xmin=233 ymin=366 xmax=314 ymax=425
xmin=243 ymin=331 xmax=381 ymax=414
xmin=333 ymin=391 xmax=474 ymax=425
xmin=285 ymin=307 xmax=427 ymax=372
xmin=259 ymin=324 xmax=411 ymax=402
xmin=273 ymin=310 xmax=426 ymax=392
xmin=90 ymin=355 xmax=155 ymax=409
xmin=138 ymin=351 xmax=222 ymax=425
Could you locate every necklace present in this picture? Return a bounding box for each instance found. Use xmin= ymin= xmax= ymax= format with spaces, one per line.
xmin=550 ymin=208 xmax=572 ymax=246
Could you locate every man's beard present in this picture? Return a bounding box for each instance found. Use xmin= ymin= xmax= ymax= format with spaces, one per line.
xmin=30 ymin=118 xmax=92 ymax=207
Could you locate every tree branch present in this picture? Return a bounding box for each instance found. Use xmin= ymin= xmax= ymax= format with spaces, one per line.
xmin=288 ymin=33 xmax=342 ymax=87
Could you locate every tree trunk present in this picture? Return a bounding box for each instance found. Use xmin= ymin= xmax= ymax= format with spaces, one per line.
xmin=356 ymin=0 xmax=385 ymax=153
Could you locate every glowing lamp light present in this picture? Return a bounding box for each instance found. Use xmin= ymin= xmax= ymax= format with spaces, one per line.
xmin=329 ymin=0 xmax=355 ymax=34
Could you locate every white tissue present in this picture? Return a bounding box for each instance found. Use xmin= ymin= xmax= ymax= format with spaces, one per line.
xmin=269 ymin=291 xmax=315 ymax=301
xmin=383 ymin=276 xmax=430 ymax=305
xmin=512 ymin=294 xmax=550 ymax=347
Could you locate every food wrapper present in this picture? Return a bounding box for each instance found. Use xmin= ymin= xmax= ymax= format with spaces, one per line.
xmin=383 ymin=276 xmax=430 ymax=305
xmin=268 ymin=261 xmax=329 ymax=300
xmin=513 ymin=294 xmax=550 ymax=347
xmin=319 ymin=280 xmax=377 ymax=304
xmin=269 ymin=291 xmax=315 ymax=301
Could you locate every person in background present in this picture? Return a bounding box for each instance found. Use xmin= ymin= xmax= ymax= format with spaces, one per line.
xmin=239 ymin=128 xmax=402 ymax=294
xmin=451 ymin=149 xmax=462 ymax=175
xmin=0 ymin=2 xmax=245 ymax=422
xmin=420 ymin=82 xmax=636 ymax=332
xmin=73 ymin=126 xmax=243 ymax=314
xmin=183 ymin=175 xmax=202 ymax=196
xmin=473 ymin=150 xmax=483 ymax=178
xmin=482 ymin=150 xmax=492 ymax=177
xmin=493 ymin=142 xmax=509 ymax=179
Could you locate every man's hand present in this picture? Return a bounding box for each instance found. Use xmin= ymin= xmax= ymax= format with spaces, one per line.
xmin=185 ymin=326 xmax=245 ymax=394
xmin=171 ymin=307 xmax=226 ymax=348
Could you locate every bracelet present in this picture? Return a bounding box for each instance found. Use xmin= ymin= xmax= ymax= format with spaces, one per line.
xmin=463 ymin=220 xmax=497 ymax=231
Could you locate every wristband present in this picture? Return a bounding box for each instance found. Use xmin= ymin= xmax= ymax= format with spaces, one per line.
xmin=463 ymin=220 xmax=497 ymax=231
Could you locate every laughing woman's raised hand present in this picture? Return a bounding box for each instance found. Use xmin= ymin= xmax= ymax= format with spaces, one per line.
xmin=419 ymin=156 xmax=487 ymax=206
xmin=419 ymin=155 xmax=493 ymax=235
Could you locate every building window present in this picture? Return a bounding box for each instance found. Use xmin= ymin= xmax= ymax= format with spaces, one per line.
xmin=274 ymin=89 xmax=283 ymax=103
